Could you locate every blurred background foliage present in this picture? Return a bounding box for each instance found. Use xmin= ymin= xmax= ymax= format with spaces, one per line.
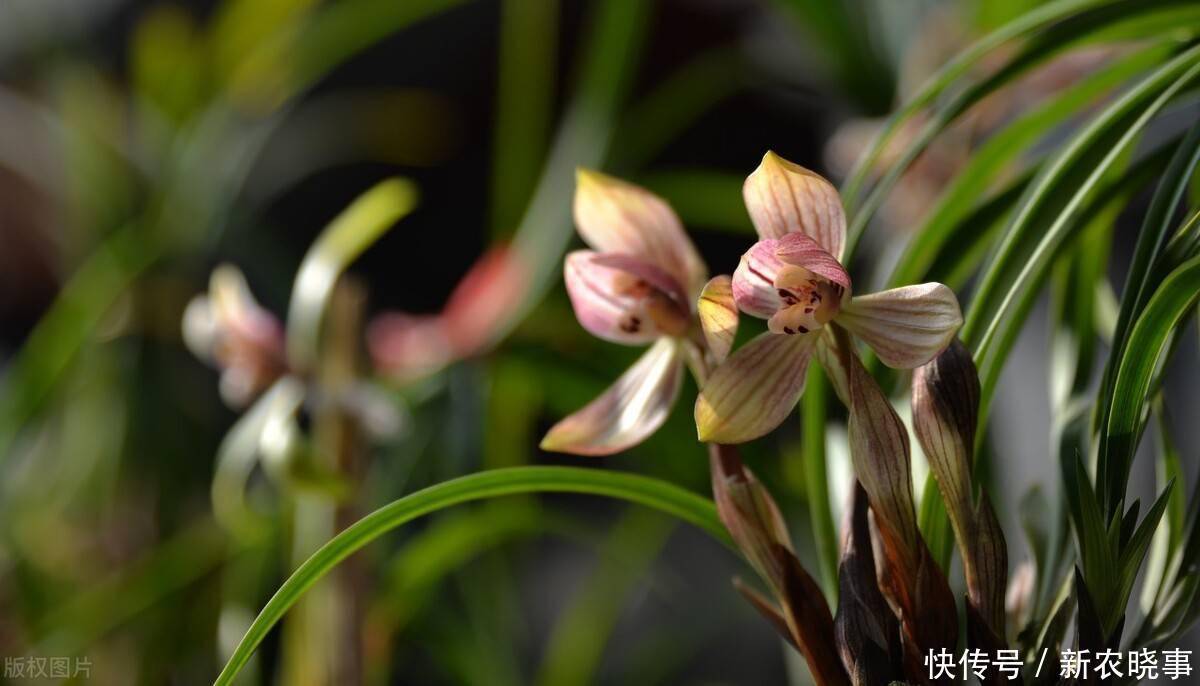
xmin=1 ymin=0 xmax=1198 ymax=684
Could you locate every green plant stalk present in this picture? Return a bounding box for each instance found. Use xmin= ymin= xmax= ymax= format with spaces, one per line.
xmin=286 ymin=178 xmax=418 ymax=372
xmin=281 ymin=280 xmax=369 ymax=685
xmin=801 ymin=365 xmax=838 ymax=604
xmin=213 ymin=466 xmax=729 ymax=685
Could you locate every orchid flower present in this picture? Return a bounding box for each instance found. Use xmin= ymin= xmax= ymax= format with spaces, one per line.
xmin=540 ymin=170 xmax=709 ymax=456
xmin=695 ymin=152 xmax=963 ymax=444
xmin=183 ymin=264 xmax=286 ymax=408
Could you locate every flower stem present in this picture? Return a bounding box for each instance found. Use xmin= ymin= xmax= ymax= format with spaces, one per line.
xmin=802 ymin=364 xmax=839 ymax=606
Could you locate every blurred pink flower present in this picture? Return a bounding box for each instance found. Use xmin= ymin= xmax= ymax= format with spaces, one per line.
xmin=368 ymin=245 xmax=527 ymax=382
xmin=183 ymin=265 xmax=286 ymax=407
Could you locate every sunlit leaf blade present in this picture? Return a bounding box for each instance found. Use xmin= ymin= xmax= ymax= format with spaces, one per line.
xmin=843 ymin=0 xmax=1133 ymax=203
xmin=843 ymin=0 xmax=1200 ymax=255
xmin=1098 ymin=255 xmax=1200 ymax=516
xmin=887 ymin=41 xmax=1173 ymax=290
xmin=1095 ymin=120 xmax=1200 ymax=513
xmin=963 ymin=47 xmax=1200 ymax=404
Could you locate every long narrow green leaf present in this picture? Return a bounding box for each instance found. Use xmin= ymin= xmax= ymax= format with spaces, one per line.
xmin=964 ymin=46 xmax=1200 ymax=378
xmin=843 ymin=0 xmax=1116 ymax=203
xmin=887 ymin=41 xmax=1175 ymax=289
xmin=842 ymin=0 xmax=1194 ymax=209
xmin=614 ymin=48 xmax=743 ymax=171
xmin=230 ymin=0 xmax=470 ymax=107
xmin=973 ymin=142 xmax=1177 ymax=426
xmin=843 ymin=0 xmax=1199 ymax=257
xmin=1096 ymin=119 xmax=1200 ymax=513
xmin=214 ymin=466 xmax=729 ymax=685
xmin=503 ymin=0 xmax=650 ymax=341
xmin=768 ymin=0 xmax=893 ymax=112
xmin=1099 ymin=255 xmax=1200 ymax=515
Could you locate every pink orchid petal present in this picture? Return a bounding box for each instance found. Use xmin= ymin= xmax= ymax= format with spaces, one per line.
xmin=209 ymin=264 xmax=285 ymax=352
xmin=541 ymin=337 xmax=684 ymax=455
xmin=590 ymin=252 xmax=689 ymax=311
xmin=574 ymin=169 xmax=708 ymax=296
xmin=732 ymin=239 xmax=787 ymax=319
xmin=368 ymin=312 xmax=454 ymax=382
xmin=743 ymin=151 xmax=847 ymax=259
xmin=564 ymin=251 xmax=679 ymax=345
xmin=774 ymin=233 xmax=851 ymax=295
xmin=695 ymin=331 xmax=817 ymax=443
xmin=837 ymin=283 xmax=963 ymax=369
xmin=441 ymin=246 xmax=528 ymax=356
xmin=697 ymin=275 xmax=738 ymax=363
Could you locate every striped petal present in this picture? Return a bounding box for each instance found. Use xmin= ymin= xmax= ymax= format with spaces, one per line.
xmin=743 ymin=151 xmax=846 ymax=259
xmin=574 ymin=169 xmax=707 ymax=296
xmin=837 ymin=283 xmax=962 ymax=369
xmin=775 ymin=232 xmax=851 ymax=295
xmin=698 ymin=275 xmax=738 ymax=363
xmin=540 ymin=337 xmax=684 ymax=456
xmin=695 ymin=331 xmax=817 ymax=443
xmin=564 ymin=250 xmax=690 ymax=345
xmin=731 ymin=239 xmax=787 ymax=319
